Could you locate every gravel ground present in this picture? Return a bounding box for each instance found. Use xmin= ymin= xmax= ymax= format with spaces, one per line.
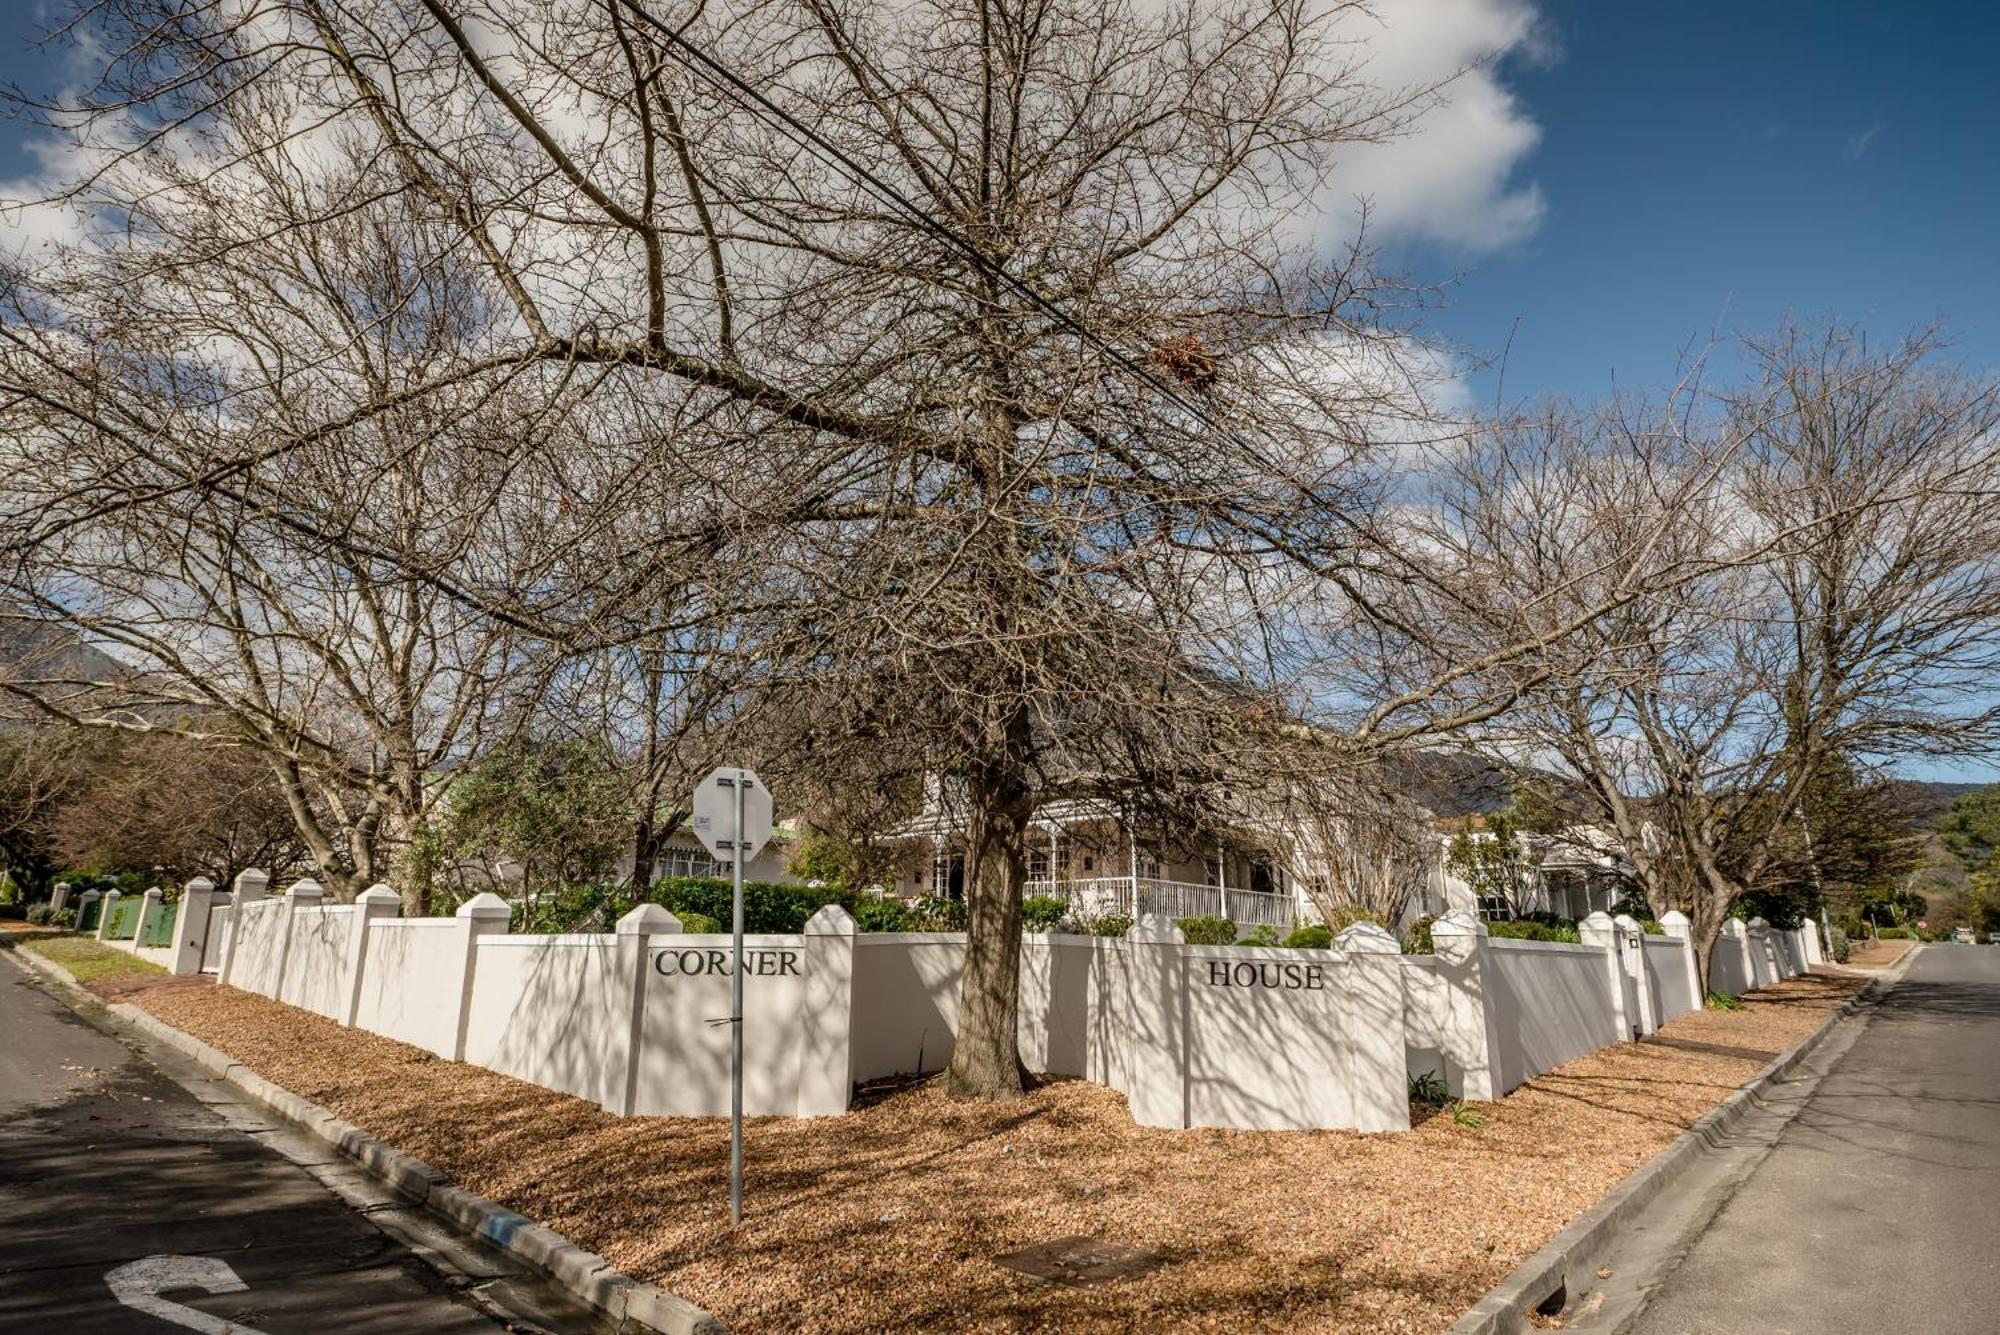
xmin=111 ymin=971 xmax=1862 ymax=1334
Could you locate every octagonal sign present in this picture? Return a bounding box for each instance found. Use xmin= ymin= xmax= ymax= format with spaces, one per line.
xmin=691 ymin=767 xmax=773 ymax=862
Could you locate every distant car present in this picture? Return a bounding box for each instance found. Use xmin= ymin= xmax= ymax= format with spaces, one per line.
xmin=1952 ymin=927 xmax=1976 ymax=944
xmin=1989 ymin=932 xmax=2000 ymax=946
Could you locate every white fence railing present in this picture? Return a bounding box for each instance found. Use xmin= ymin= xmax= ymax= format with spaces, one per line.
xmin=1027 ymin=876 xmax=1296 ymax=930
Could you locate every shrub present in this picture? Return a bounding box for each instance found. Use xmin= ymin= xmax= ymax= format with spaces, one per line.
xmin=1639 ymin=919 xmax=1665 ymax=936
xmin=1829 ymin=925 xmax=1851 ymax=964
xmin=514 ymin=881 xmax=625 ymax=933
xmin=1402 ymin=914 xmax=1436 ymax=955
xmin=1020 ymin=895 xmax=1070 ymax=932
xmin=1487 ymin=919 xmax=1581 ymax=944
xmin=1449 ymin=1100 xmax=1487 ymax=1130
xmin=1281 ymin=923 xmax=1334 ymax=950
xmin=1176 ymin=915 xmax=1237 ymax=945
xmin=1081 ymin=913 xmax=1133 ymax=938
xmin=1238 ymin=924 xmax=1281 ymax=947
xmin=1320 ymin=904 xmax=1387 ymax=933
xmin=676 ymin=910 xmax=723 ymax=934
xmin=650 ymin=876 xmax=850 ymax=933
xmin=1407 ymin=1070 xmax=1448 ymax=1106
xmin=852 ymin=896 xmax=915 ymax=933
xmin=51 ymin=908 xmax=76 ymax=928
xmin=25 ymin=903 xmax=54 ymax=926
xmin=1704 ymin=991 xmax=1742 ymax=1011
xmin=909 ymin=895 xmax=968 ymax=931
xmin=1876 ymin=926 xmax=1914 ymax=940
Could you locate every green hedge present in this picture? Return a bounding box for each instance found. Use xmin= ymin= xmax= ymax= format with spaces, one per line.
xmin=649 ymin=876 xmax=850 ymax=933
xmin=1176 ymin=915 xmax=1237 ymax=945
xmin=1022 ymin=895 xmax=1070 ymax=931
xmin=1486 ymin=919 xmax=1582 ymax=944
xmin=1282 ymin=923 xmax=1334 ymax=950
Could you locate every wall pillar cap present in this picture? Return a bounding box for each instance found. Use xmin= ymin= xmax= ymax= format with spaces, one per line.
xmin=77 ymin=888 xmax=100 ymax=901
xmin=183 ymin=876 xmax=216 ymax=895
xmin=1334 ymin=921 xmax=1401 ymax=954
xmin=142 ymin=886 xmax=165 ymax=900
xmin=1747 ymin=916 xmax=1770 ymax=928
xmin=1128 ymin=912 xmax=1184 ymax=944
xmin=454 ymin=891 xmax=512 ymax=921
xmin=233 ymin=867 xmax=270 ymax=893
xmin=804 ymin=903 xmax=857 ymax=936
xmin=1719 ymin=918 xmax=1748 ymax=937
xmin=355 ymin=884 xmax=402 ymax=908
xmin=1431 ymin=908 xmax=1487 ymax=936
xmin=1580 ymin=910 xmax=1615 ymax=928
xmin=1659 ymin=909 xmax=1690 ymax=926
xmin=616 ymin=903 xmax=681 ymax=935
xmin=287 ymin=878 xmax=325 ymax=899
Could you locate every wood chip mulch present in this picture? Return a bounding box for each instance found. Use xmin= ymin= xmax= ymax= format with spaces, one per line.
xmin=109 ymin=970 xmax=1864 ymax=1334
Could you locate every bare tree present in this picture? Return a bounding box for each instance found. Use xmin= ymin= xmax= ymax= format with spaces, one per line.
xmin=0 ymin=0 xmax=1607 ymax=1099
xmin=1431 ymin=327 xmax=2000 ymax=982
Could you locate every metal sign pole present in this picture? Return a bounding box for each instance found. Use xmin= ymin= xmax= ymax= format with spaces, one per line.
xmin=729 ymin=772 xmax=746 ymax=1227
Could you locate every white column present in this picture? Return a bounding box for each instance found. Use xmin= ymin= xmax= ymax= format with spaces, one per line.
xmin=1579 ymin=911 xmax=1631 ymax=1040
xmin=1613 ymin=913 xmax=1658 ymax=1035
xmin=130 ymin=887 xmax=166 ymax=956
xmin=95 ymin=889 xmax=122 ymax=942
xmin=1123 ymin=913 xmax=1186 ymax=1128
xmin=1429 ymin=909 xmax=1500 ymax=1100
xmin=49 ymin=882 xmax=70 ymax=912
xmin=607 ymin=902 xmax=680 ymax=1115
xmin=1127 ymin=826 xmax=1141 ymax=916
xmin=74 ymin=889 xmax=99 ymax=932
xmin=448 ymin=891 xmax=512 ymax=1061
xmin=1334 ymin=921 xmax=1412 ymax=1131
xmin=265 ymin=878 xmax=324 ymax=1002
xmin=1747 ymin=916 xmax=1775 ymax=986
xmin=1659 ymin=909 xmax=1702 ymax=1014
xmin=218 ymin=867 xmax=269 ymax=988
xmin=798 ymin=904 xmax=858 ymax=1116
xmin=167 ymin=877 xmax=217 ymax=975
xmin=340 ymin=884 xmax=402 ymax=1026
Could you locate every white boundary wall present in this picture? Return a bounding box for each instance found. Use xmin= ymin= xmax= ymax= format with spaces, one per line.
xmin=210 ymin=879 xmax=1823 ymax=1133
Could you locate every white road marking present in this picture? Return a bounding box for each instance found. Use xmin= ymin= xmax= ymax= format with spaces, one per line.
xmin=104 ymin=1255 xmax=267 ymax=1334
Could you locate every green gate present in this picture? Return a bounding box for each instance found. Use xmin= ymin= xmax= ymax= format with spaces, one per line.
xmin=104 ymin=896 xmax=143 ymax=940
xmin=142 ymin=899 xmax=179 ymax=948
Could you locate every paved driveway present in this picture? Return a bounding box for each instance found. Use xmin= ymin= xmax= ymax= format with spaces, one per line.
xmin=1626 ymin=946 xmax=2000 ymax=1335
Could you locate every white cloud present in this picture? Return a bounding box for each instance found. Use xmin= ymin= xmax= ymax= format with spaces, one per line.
xmin=1324 ymin=0 xmax=1549 ymax=253
xmin=1844 ymin=119 xmax=1884 ymax=161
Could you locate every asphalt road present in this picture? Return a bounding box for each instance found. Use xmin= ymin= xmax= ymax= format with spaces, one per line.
xmin=0 ymin=957 xmax=586 ymax=1334
xmin=1626 ymin=946 xmax=2000 ymax=1335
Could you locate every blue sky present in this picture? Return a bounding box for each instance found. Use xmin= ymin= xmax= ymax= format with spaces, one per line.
xmin=1388 ymin=1 xmax=2000 ymax=407
xmin=2 ymin=1 xmax=1993 ymax=779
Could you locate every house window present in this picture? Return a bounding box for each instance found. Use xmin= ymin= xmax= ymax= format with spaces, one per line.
xmin=932 ymin=854 xmax=966 ymax=902
xmin=1476 ymin=894 xmax=1515 ymax=922
xmin=1025 ymin=844 xmax=1070 ymax=883
xmin=661 ymin=847 xmax=724 ymax=880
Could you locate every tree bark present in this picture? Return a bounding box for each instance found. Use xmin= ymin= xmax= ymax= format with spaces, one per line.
xmin=945 ymin=758 xmax=1034 ymax=1100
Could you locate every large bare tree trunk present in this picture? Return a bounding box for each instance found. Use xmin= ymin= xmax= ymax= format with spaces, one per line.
xmin=946 ymin=747 xmax=1035 ymax=1100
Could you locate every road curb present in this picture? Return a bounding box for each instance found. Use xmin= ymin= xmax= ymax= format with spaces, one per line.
xmin=1446 ymin=957 xmax=1917 ymax=1335
xmin=4 ymin=940 xmax=724 ymax=1335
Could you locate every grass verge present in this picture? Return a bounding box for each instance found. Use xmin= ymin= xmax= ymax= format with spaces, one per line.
xmin=20 ymin=933 xmax=167 ymax=986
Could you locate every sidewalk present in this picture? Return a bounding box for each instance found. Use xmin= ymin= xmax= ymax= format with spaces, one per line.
xmin=1621 ymin=945 xmax=2000 ymax=1335
xmin=79 ymin=958 xmax=1865 ymax=1334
